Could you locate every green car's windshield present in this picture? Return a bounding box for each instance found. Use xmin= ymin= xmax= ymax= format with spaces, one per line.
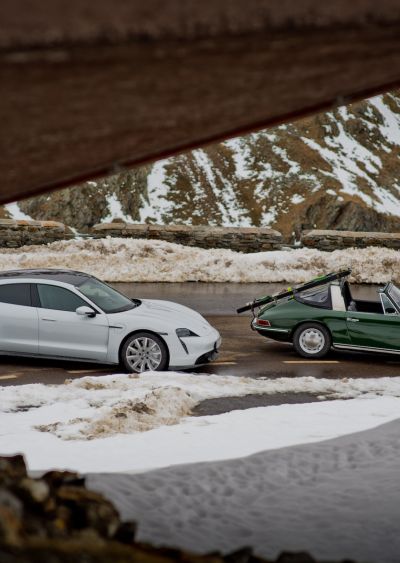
xmin=77 ymin=278 xmax=137 ymax=313
xmin=389 ymin=284 xmax=400 ymax=311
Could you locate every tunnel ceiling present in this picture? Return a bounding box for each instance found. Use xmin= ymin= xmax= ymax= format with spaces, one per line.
xmin=2 ymin=0 xmax=400 ymax=203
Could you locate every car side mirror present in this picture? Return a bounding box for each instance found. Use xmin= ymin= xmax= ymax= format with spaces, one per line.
xmin=76 ymin=306 xmax=96 ymax=317
xmin=386 ymin=307 xmax=397 ymax=315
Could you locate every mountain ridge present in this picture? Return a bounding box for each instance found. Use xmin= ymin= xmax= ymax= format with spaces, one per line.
xmin=7 ymin=91 xmax=400 ymax=242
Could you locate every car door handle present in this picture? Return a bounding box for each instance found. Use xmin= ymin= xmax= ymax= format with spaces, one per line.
xmin=346 ymin=317 xmax=359 ymax=322
xmin=41 ymin=318 xmax=56 ymax=322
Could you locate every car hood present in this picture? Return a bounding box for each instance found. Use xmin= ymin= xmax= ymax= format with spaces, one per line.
xmin=115 ymin=299 xmax=214 ymax=335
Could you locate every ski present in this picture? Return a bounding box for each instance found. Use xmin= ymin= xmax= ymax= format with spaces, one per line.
xmin=236 ymin=269 xmax=351 ymax=314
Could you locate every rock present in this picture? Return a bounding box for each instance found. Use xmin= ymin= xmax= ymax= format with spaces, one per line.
xmin=42 ymin=470 xmax=85 ymax=489
xmin=0 ymin=455 xmax=27 ymax=481
xmin=113 ymin=521 xmax=137 ymax=544
xmin=55 ymin=486 xmax=120 ymax=537
xmin=276 ymin=554 xmax=316 ymax=563
xmin=0 ymin=490 xmax=23 ymax=545
xmin=17 ymin=477 xmax=49 ymax=504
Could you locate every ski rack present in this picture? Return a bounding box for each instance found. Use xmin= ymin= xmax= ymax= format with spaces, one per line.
xmin=236 ymin=269 xmax=352 ymax=314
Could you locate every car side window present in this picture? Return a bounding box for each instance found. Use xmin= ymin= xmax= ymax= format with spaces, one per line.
xmin=0 ymin=283 xmax=31 ymax=306
xmin=381 ymin=293 xmax=398 ymax=315
xmin=37 ymin=284 xmax=87 ymax=312
xmin=296 ymin=283 xmax=332 ymax=309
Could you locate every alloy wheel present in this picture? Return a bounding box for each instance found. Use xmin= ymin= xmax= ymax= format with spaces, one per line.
xmin=125 ymin=336 xmax=163 ymax=372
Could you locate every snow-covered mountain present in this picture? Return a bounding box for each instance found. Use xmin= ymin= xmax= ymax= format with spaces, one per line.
xmin=8 ymin=91 xmax=400 ymax=242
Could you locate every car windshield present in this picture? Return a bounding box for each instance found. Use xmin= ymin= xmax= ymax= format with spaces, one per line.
xmin=77 ymin=278 xmax=137 ymax=313
xmin=389 ymin=284 xmax=400 ymax=310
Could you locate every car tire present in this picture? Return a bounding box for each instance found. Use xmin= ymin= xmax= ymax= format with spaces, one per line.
xmin=293 ymin=323 xmax=331 ymax=359
xmin=121 ymin=332 xmax=169 ymax=373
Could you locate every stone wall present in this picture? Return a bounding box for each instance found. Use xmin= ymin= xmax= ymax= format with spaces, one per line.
xmin=92 ymin=222 xmax=284 ymax=251
xmin=1 ymin=220 xmax=400 ymax=252
xmin=0 ymin=219 xmax=67 ymax=248
xmin=302 ymin=229 xmax=400 ymax=250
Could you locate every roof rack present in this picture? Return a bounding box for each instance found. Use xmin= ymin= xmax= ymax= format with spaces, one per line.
xmin=236 ymin=269 xmax=351 ymax=314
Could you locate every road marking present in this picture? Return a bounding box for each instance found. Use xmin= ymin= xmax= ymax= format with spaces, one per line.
xmin=213 ymin=361 xmax=237 ymax=365
xmin=0 ymin=374 xmax=18 ymax=380
xmin=283 ymin=360 xmax=339 ymax=364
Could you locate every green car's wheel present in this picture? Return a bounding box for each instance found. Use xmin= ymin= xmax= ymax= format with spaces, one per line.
xmin=293 ymin=323 xmax=331 ymax=359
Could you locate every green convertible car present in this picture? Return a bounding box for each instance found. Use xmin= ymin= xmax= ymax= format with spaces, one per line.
xmin=237 ymin=270 xmax=400 ymax=359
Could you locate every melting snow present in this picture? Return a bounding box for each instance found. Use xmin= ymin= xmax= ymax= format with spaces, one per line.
xmin=2 ymin=372 xmax=400 ymax=473
xmin=0 ymin=238 xmax=398 ymax=283
xmin=3 ymin=372 xmax=400 ymax=561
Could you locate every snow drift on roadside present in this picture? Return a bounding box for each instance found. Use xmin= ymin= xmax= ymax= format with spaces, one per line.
xmin=2 ymin=372 xmax=400 ymax=472
xmin=0 ymin=238 xmax=398 ymax=283
xmin=89 ymin=419 xmax=400 ymax=563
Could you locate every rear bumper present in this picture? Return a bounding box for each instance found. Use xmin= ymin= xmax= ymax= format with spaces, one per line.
xmin=252 ymin=320 xmax=291 ymax=342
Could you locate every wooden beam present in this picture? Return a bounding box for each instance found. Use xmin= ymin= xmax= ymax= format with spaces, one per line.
xmin=1 ymin=1 xmax=400 ymax=202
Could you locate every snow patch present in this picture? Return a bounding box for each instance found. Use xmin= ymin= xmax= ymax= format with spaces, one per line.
xmin=102 ymin=194 xmax=133 ymax=223
xmin=369 ymin=95 xmax=400 ymax=146
xmin=0 ymin=238 xmax=397 ymax=283
xmin=89 ymin=418 xmax=400 ymax=563
xmin=139 ymin=160 xmax=173 ymax=223
xmin=291 ymin=194 xmax=305 ymax=205
xmin=2 ymin=373 xmax=400 ymax=473
xmin=36 ymin=386 xmax=195 ymax=440
xmin=5 ymin=203 xmax=33 ymax=221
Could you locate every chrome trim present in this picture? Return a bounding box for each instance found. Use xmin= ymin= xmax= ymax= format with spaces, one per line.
xmin=254 ymin=325 xmax=290 ymax=333
xmin=334 ymin=343 xmax=400 ymax=355
xmin=346 ymin=317 xmax=359 ymax=322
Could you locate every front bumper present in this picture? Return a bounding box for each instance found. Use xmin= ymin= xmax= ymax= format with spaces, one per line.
xmin=168 ymin=331 xmax=221 ymax=370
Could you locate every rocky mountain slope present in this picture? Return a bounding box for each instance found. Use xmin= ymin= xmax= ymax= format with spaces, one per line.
xmin=8 ymin=91 xmax=400 ymax=242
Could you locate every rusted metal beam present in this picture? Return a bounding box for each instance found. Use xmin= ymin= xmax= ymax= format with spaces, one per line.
xmin=1 ymin=1 xmax=400 ymax=203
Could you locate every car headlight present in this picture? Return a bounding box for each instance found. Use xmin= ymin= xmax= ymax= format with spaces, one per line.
xmin=176 ymin=328 xmax=199 ymax=353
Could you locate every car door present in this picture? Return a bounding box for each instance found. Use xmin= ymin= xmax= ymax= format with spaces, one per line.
xmin=0 ymin=282 xmax=39 ymax=354
xmin=35 ymin=283 xmax=110 ymax=361
xmin=346 ymin=311 xmax=400 ymax=352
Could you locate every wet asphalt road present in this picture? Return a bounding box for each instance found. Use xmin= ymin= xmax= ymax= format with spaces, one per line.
xmin=0 ymin=284 xmax=399 ymax=413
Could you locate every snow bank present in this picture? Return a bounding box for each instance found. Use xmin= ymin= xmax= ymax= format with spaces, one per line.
xmin=0 ymin=238 xmax=398 ymax=283
xmin=89 ymin=419 xmax=400 ymax=563
xmin=2 ymin=372 xmax=400 ymax=472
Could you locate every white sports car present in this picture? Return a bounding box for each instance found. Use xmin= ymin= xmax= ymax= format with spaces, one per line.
xmin=0 ymin=269 xmax=221 ymax=373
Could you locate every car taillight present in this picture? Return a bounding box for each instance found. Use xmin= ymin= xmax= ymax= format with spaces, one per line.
xmin=256 ymin=319 xmax=271 ymax=327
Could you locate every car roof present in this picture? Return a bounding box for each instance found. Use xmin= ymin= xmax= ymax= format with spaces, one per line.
xmin=0 ymin=269 xmax=93 ymax=286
